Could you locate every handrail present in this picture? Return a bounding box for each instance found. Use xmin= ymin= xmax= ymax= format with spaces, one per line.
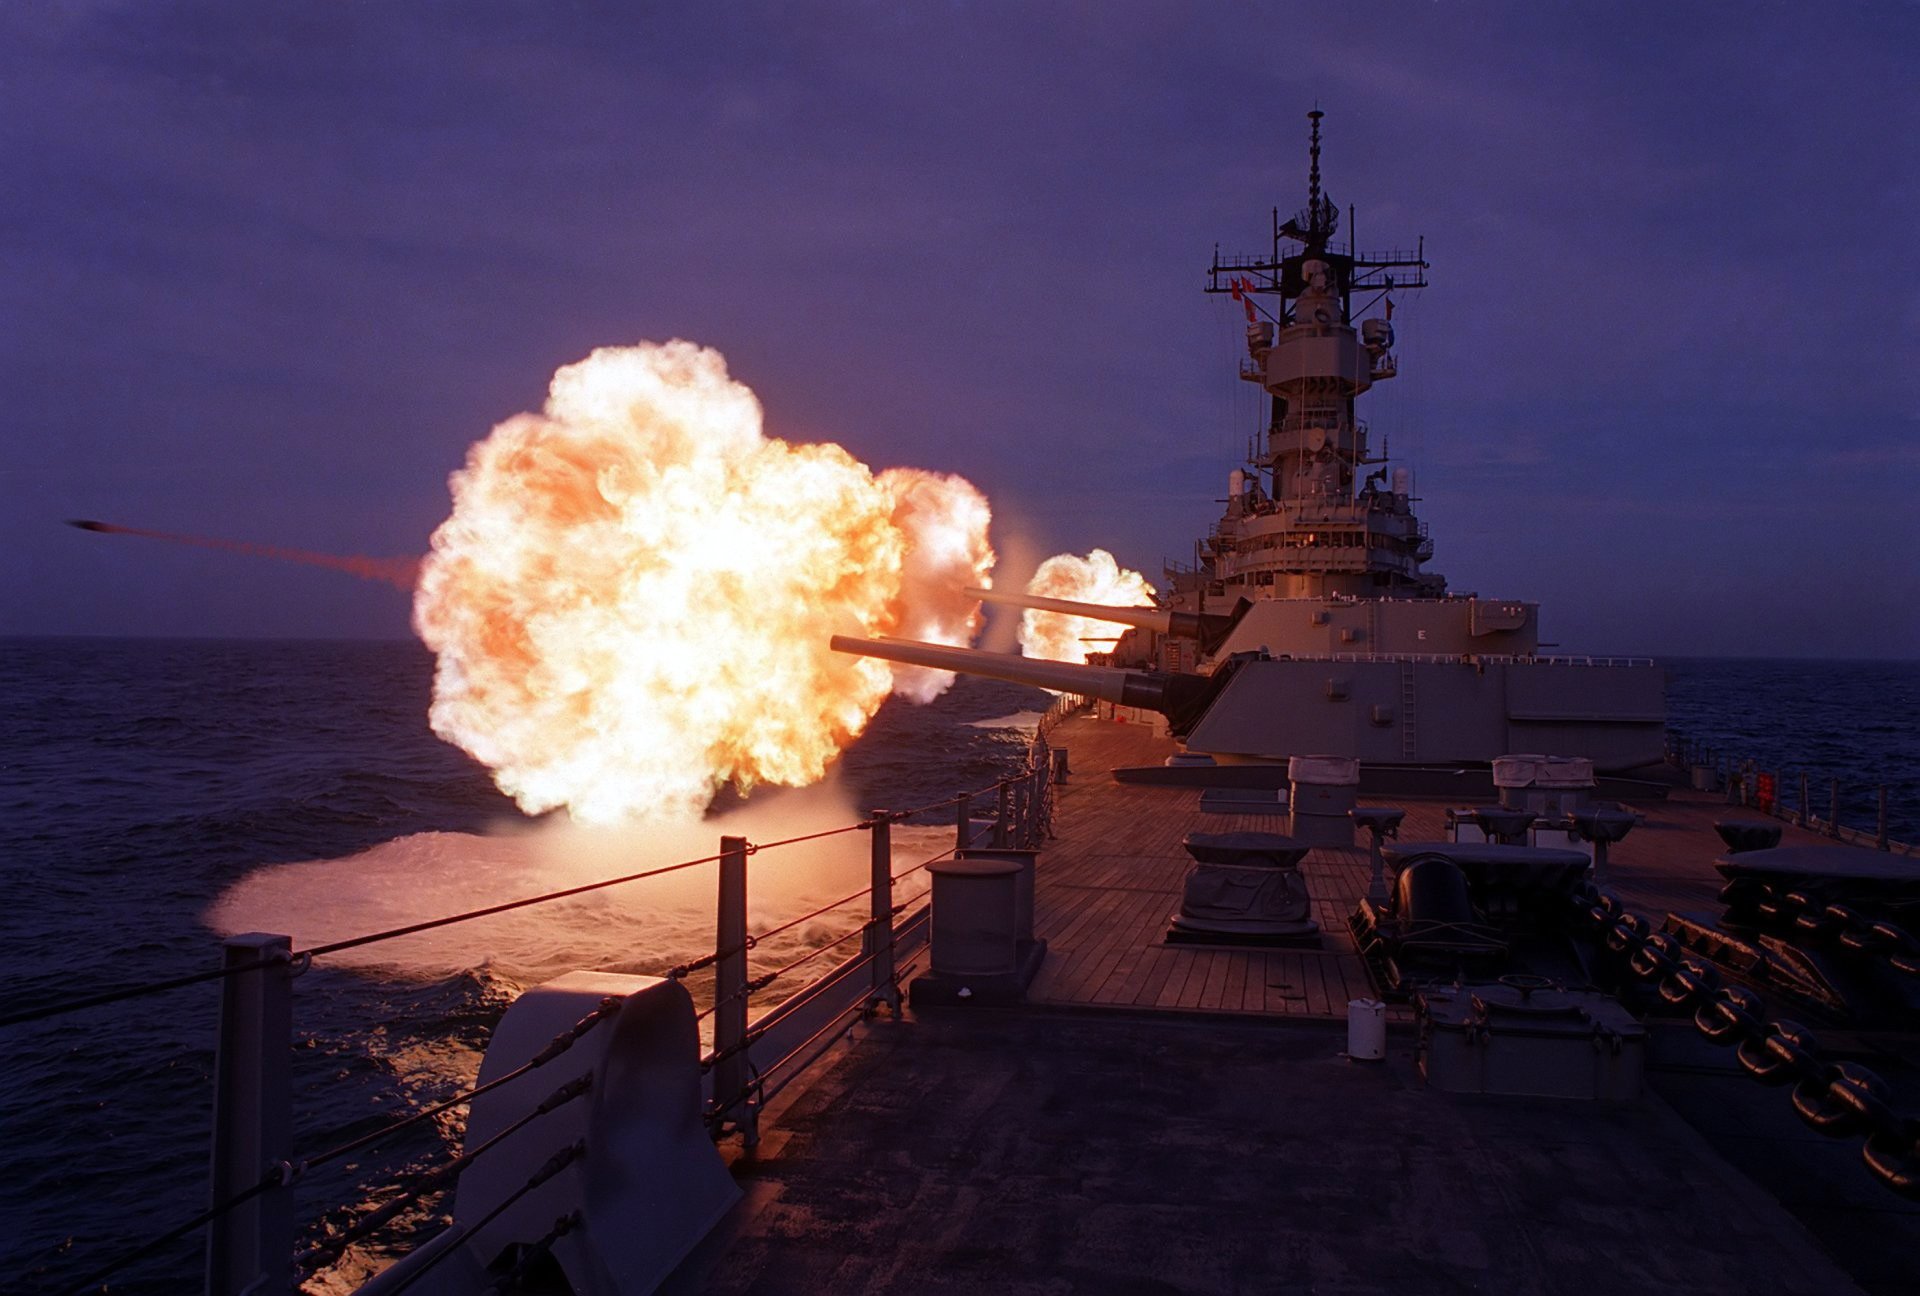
xmin=44 ymin=692 xmax=1093 ymax=1294
xmin=1312 ymin=652 xmax=1657 ymax=667
xmin=1667 ymin=731 xmax=1914 ymax=857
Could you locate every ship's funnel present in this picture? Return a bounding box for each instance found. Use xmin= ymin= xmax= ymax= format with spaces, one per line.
xmin=965 ymin=588 xmax=1245 ymax=651
xmin=829 ymin=635 xmax=1221 ymax=729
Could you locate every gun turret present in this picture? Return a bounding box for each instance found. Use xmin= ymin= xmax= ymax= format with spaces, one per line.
xmin=829 ymin=635 xmax=1227 ymax=733
xmin=964 ymin=588 xmax=1247 ymax=655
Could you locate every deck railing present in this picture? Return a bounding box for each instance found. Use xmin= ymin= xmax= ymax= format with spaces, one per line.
xmin=1314 ymin=652 xmax=1657 ymax=667
xmin=3 ymin=694 xmax=1090 ymax=1294
xmin=1667 ymin=732 xmax=1913 ymax=856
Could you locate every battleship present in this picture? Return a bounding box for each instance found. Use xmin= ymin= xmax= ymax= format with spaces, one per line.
xmin=45 ymin=114 xmax=1917 ymax=1296
xmin=850 ymin=109 xmax=1666 ymax=796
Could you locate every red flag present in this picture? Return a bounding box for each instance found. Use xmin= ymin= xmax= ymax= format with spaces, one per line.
xmin=1228 ymin=278 xmax=1244 ymax=302
xmin=1240 ymin=278 xmax=1257 ymax=324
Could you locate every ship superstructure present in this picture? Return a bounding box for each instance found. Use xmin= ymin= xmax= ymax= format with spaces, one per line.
xmin=1143 ymin=109 xmax=1546 ymax=670
xmin=1187 ymin=108 xmax=1439 ymax=608
xmin=847 ymin=111 xmax=1667 ymax=781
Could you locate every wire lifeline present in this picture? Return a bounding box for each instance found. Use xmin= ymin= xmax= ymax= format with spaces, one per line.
xmin=299 ymin=1075 xmax=593 ymax=1277
xmin=483 ymin=1209 xmax=581 ymax=1294
xmin=299 ymin=851 xmax=728 ymax=959
xmin=0 ymin=948 xmax=290 ymax=1030
xmin=704 ymin=923 xmax=874 ymax=1019
xmin=748 ymin=820 xmax=871 ymax=852
xmin=50 ymin=967 xmax=604 ymax=1287
xmin=299 ymin=997 xmax=622 ymax=1176
xmin=1 ymin=853 xmax=727 ymax=1029
xmin=378 ymin=1142 xmax=586 ymax=1296
xmin=749 ymin=883 xmax=876 ymax=944
xmin=44 ymin=709 xmax=1079 ymax=1288
xmin=893 ymin=843 xmax=957 ymax=883
xmin=2 ymin=717 xmax=1076 ymax=1030
xmin=61 ymin=1167 xmax=289 ymax=1294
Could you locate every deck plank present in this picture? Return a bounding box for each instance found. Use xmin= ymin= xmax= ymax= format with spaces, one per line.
xmin=1024 ymin=710 xmax=1855 ymax=1027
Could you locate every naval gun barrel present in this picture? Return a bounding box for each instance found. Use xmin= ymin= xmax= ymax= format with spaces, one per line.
xmin=830 ymin=635 xmax=1216 ymax=726
xmin=965 ymin=588 xmax=1242 ymax=646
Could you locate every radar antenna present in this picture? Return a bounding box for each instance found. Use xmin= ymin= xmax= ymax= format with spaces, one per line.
xmin=1206 ymin=109 xmax=1429 ymax=318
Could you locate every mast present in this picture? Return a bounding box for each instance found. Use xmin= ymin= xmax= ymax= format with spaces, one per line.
xmin=1192 ymin=111 xmax=1440 ymax=601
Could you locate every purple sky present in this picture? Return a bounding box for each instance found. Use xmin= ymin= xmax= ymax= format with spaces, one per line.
xmin=3 ymin=2 xmax=1915 ymax=657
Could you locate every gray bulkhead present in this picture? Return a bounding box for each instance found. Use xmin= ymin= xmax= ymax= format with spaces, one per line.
xmin=1182 ymin=657 xmax=1665 ymax=773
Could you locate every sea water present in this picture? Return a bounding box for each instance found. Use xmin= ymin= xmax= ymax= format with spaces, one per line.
xmin=0 ymin=638 xmax=1049 ymax=1292
xmin=0 ymin=641 xmax=1912 ymax=1291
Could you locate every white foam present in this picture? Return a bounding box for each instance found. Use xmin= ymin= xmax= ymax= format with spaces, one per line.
xmin=206 ymin=779 xmax=950 ymax=982
xmin=966 ymin=709 xmax=1043 ymax=731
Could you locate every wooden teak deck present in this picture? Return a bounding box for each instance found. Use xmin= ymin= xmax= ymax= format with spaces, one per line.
xmin=1025 ymin=711 xmax=1839 ymax=1022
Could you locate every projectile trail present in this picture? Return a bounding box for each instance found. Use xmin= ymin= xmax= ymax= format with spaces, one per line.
xmin=66 ymin=519 xmax=420 ymax=591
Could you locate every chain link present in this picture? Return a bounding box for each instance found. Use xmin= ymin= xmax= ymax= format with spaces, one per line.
xmin=1578 ymin=887 xmax=1920 ymax=1200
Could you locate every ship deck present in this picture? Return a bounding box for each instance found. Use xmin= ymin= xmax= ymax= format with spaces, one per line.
xmin=1024 ymin=711 xmax=1833 ymax=1022
xmin=673 ymin=713 xmax=1912 ymax=1295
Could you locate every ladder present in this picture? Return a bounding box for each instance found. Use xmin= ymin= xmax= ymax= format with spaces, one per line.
xmin=1399 ymin=660 xmax=1418 ymax=759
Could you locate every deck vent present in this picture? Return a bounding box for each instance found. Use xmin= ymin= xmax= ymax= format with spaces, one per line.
xmin=1341 ymin=627 xmax=1362 ymax=643
xmin=1370 ymin=704 xmax=1394 ymax=726
xmin=1311 ymin=610 xmax=1330 ymax=626
xmin=1325 ymin=678 xmax=1351 ymax=701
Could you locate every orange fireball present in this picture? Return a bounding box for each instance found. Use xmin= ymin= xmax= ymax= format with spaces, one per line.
xmin=1018 ymin=548 xmax=1156 ymax=667
xmin=414 ymin=341 xmax=993 ymax=823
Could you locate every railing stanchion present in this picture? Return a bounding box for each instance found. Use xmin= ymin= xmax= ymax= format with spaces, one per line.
xmin=956 ymin=793 xmax=971 ymax=851
xmin=996 ymin=782 xmax=1012 ymax=848
xmin=1800 ymin=771 xmax=1811 ymax=828
xmin=1878 ymin=785 xmax=1890 ymax=852
xmin=865 ymin=812 xmax=900 ymax=1012
xmin=207 ymin=932 xmax=294 ymax=1296
xmin=713 ymin=835 xmax=757 ymax=1147
xmin=1828 ymin=779 xmax=1841 ymax=839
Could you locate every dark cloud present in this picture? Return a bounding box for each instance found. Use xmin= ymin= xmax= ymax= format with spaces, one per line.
xmin=3 ymin=1 xmax=1915 ymax=655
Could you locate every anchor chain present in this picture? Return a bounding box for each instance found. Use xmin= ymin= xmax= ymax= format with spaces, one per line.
xmin=1717 ymin=881 xmax=1920 ymax=978
xmin=1573 ymin=890 xmax=1920 ymax=1199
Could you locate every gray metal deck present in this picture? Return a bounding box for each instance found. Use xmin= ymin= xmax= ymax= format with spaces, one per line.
xmin=673 ymin=1009 xmax=1859 ymax=1294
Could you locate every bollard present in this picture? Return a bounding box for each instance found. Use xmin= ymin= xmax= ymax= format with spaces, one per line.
xmin=959 ymin=846 xmax=1038 ymax=946
xmin=712 ymin=835 xmax=756 ymax=1146
xmin=926 ymin=858 xmax=1021 ymax=979
xmin=864 ymin=813 xmax=899 ymax=1012
xmin=207 ymin=933 xmax=294 ymax=1296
